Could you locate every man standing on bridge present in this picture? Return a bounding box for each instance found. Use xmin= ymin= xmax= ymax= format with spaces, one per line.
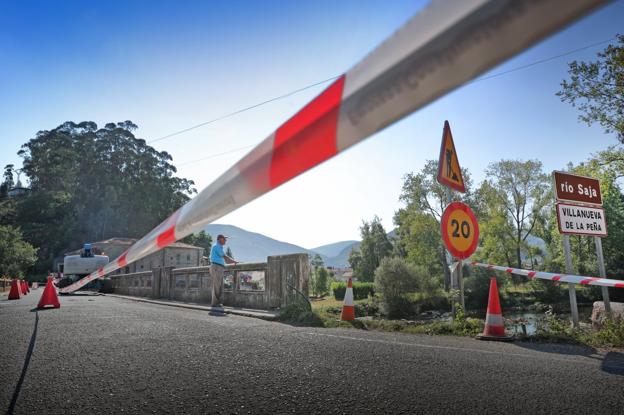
xmin=210 ymin=234 xmax=237 ymax=308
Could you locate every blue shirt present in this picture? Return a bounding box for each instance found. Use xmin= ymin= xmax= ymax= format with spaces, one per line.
xmin=210 ymin=243 xmax=225 ymax=266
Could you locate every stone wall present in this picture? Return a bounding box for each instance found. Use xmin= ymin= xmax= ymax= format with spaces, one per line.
xmin=591 ymin=301 xmax=624 ymax=328
xmin=113 ymin=245 xmax=203 ymax=274
xmin=110 ymin=253 xmax=309 ymax=310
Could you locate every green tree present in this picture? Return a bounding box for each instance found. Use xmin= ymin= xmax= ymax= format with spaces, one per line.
xmin=313 ymin=267 xmax=330 ymax=297
xmin=557 ymin=34 xmax=624 ymax=142
xmin=473 ymin=181 xmax=520 ymax=267
xmin=311 ymin=253 xmax=324 ymax=270
xmin=226 ymin=246 xmax=233 ymax=259
xmin=482 ymin=160 xmax=549 ymax=269
xmin=11 ymin=121 xmax=196 ymax=273
xmin=309 ymin=253 xmax=325 ymax=296
xmin=394 ymin=160 xmax=472 ymax=290
xmin=349 ymin=216 xmax=392 ymax=282
xmin=0 ymin=164 xmax=15 ymax=197
xmin=347 ymin=248 xmax=362 ymax=272
xmin=183 ymin=230 xmax=213 ymax=257
xmin=0 ymin=225 xmax=38 ymax=278
xmin=374 ymin=257 xmax=436 ymax=318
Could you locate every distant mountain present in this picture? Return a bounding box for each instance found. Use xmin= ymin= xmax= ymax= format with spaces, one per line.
xmin=204 ymin=224 xmax=321 ymax=264
xmin=330 ymin=241 xmax=360 ymax=268
xmin=201 ymin=224 xmax=395 ymax=268
xmin=311 ymin=240 xmax=358 ymax=259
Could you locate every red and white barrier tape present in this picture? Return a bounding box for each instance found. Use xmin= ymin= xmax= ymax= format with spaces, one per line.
xmin=60 ymin=0 xmax=606 ymax=293
xmin=469 ymin=262 xmax=624 ymax=288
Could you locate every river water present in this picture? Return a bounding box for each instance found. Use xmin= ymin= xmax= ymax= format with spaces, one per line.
xmin=503 ymin=306 xmax=594 ymax=335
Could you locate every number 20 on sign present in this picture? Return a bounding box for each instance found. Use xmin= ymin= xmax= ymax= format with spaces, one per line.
xmin=441 ymin=202 xmax=479 ymax=259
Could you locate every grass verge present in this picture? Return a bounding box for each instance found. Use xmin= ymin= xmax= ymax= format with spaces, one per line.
xmin=282 ymin=298 xmax=624 ymax=349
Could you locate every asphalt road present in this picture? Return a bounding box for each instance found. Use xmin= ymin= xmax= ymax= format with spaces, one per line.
xmin=2 ymin=291 xmax=623 ymax=414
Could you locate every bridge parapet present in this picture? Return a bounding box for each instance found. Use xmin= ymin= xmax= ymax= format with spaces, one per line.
xmin=110 ymin=253 xmax=309 ymax=310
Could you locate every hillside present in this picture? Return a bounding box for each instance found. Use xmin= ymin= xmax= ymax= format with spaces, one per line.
xmin=201 ymin=225 xmax=400 ymax=268
xmin=204 ymin=224 xmax=323 ymax=263
xmin=311 ymin=240 xmax=358 ymax=259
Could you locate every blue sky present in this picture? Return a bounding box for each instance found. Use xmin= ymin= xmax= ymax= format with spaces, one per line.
xmin=1 ymin=1 xmax=623 ymax=248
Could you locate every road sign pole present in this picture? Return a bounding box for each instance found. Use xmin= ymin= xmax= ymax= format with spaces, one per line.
xmin=446 ymin=187 xmax=457 ymax=316
xmin=445 ymin=187 xmax=454 ymax=291
xmin=442 ymin=199 xmax=477 ymax=317
xmin=594 ymin=236 xmax=611 ymax=316
xmin=438 ymin=120 xmax=469 ymax=314
xmin=458 ymin=259 xmax=465 ymax=311
xmin=562 ymin=235 xmax=579 ymax=328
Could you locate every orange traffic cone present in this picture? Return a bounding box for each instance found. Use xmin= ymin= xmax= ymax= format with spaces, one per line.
xmin=20 ymin=281 xmax=27 ymax=295
xmin=476 ymin=277 xmax=513 ymax=341
xmin=8 ymin=279 xmax=22 ymax=300
xmin=23 ymin=281 xmax=30 ymax=294
xmin=37 ymin=277 xmax=60 ymax=309
xmin=340 ymin=278 xmax=355 ymax=321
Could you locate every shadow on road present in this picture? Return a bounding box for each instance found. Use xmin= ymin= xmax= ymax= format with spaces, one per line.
xmin=601 ymin=352 xmax=624 ymax=376
xmin=7 ymin=310 xmax=39 ymax=414
xmin=59 ymin=291 xmax=102 ymax=297
xmin=515 ymin=341 xmax=624 ymax=376
xmin=30 ymin=307 xmax=55 ymax=312
xmin=515 ymin=341 xmax=597 ymax=357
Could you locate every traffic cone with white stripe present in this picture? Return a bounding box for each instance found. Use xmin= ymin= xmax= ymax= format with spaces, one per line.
xmin=340 ymin=278 xmax=355 ymax=321
xmin=476 ymin=277 xmax=513 ymax=341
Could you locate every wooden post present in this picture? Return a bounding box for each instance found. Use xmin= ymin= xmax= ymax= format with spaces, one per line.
xmin=562 ymin=235 xmax=579 ymax=328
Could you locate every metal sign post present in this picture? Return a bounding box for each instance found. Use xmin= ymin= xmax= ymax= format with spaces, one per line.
xmin=594 ymin=236 xmax=611 ymax=315
xmin=553 ymin=171 xmax=611 ymax=328
xmin=441 ymin=200 xmax=478 ymax=317
xmin=445 ymin=187 xmax=459 ymax=315
xmin=458 ymin=259 xmax=465 ymax=311
xmin=562 ymin=235 xmax=579 ymax=328
xmin=438 ymin=121 xmax=468 ymax=315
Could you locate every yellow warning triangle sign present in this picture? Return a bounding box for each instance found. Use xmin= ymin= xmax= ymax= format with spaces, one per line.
xmin=437 ymin=120 xmax=465 ymax=192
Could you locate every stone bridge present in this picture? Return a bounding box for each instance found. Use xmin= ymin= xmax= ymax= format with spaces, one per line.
xmin=110 ymin=253 xmax=309 ymax=310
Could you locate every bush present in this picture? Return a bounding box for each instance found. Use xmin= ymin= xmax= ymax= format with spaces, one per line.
xmin=464 ymin=266 xmax=507 ymax=310
xmin=374 ymin=257 xmax=437 ymax=319
xmin=530 ymin=308 xmax=624 ymax=348
xmin=331 ymin=282 xmax=375 ymax=300
xmin=310 ymin=267 xmax=331 ymax=297
xmin=279 ymin=298 xmax=324 ymax=327
xmin=529 ymin=278 xmax=567 ymax=304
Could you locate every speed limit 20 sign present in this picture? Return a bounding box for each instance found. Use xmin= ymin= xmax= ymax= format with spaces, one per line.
xmin=441 ymin=202 xmax=479 ymax=259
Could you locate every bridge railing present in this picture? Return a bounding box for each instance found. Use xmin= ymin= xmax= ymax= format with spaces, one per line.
xmin=109 ymin=253 xmax=309 ymax=310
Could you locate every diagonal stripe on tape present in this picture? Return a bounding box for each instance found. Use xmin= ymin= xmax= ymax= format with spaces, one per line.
xmin=270 ymin=76 xmax=345 ymax=188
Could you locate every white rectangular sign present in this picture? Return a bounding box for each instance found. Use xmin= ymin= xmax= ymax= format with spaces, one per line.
xmin=556 ymin=202 xmax=607 ymax=237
